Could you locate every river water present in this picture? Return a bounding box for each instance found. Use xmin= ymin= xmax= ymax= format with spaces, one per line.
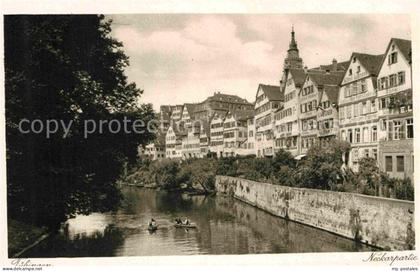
xmin=26 ymin=186 xmax=374 ymax=257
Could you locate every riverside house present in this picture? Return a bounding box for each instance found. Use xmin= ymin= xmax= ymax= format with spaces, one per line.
xmin=376 ymin=38 xmax=413 ymax=181
xmin=274 ymin=69 xmax=305 ymax=157
xmin=222 ymin=110 xmax=255 ymax=157
xmin=254 ymin=84 xmax=283 ymax=157
xmin=209 ymin=112 xmax=226 ymax=158
xmin=338 ymin=52 xmax=384 ymax=171
xmin=165 ymin=125 xmax=185 ymax=159
xmin=298 ymin=72 xmax=342 ymax=155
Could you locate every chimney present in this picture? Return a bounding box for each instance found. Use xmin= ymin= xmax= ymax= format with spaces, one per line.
xmin=332 ymin=58 xmax=338 ymax=72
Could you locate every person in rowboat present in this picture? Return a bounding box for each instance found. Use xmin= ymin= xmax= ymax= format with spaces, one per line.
xmin=149 ymin=218 xmax=156 ymax=227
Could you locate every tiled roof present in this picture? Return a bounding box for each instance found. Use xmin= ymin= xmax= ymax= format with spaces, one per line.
xmin=231 ymin=109 xmax=255 ymax=121
xmin=258 ymin=84 xmax=283 ymax=101
xmin=392 ymin=38 xmax=411 ymax=62
xmin=289 ymin=69 xmax=306 ymax=87
xmin=184 ymin=103 xmax=198 ymax=117
xmin=206 ymin=92 xmax=251 ymax=104
xmin=314 ymin=60 xmax=350 ymax=72
xmin=308 ymin=71 xmax=345 ymax=86
xmin=352 ymin=53 xmax=385 ymax=75
xmin=323 ymin=85 xmax=340 ymax=105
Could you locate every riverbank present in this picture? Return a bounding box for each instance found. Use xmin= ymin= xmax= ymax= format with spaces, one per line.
xmin=8 ymin=219 xmax=49 ymax=257
xmin=215 ymin=175 xmax=415 ymax=251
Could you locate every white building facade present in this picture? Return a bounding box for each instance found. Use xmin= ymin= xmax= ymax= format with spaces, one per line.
xmin=376 ymin=38 xmax=413 ymax=180
xmin=338 ymin=53 xmax=384 ymax=171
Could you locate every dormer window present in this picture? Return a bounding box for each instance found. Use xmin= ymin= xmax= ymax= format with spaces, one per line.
xmin=353 ymin=57 xmax=357 ymax=63
xmin=389 ymin=52 xmax=398 ymax=65
xmin=349 ymin=69 xmax=353 ymax=76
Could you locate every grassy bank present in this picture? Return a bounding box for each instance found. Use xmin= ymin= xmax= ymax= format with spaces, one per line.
xmin=126 ymin=140 xmax=413 ymax=201
xmin=8 ymin=219 xmax=49 ymax=257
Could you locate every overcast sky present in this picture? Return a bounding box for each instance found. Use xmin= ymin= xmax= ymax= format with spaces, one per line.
xmin=108 ymin=14 xmax=410 ymax=110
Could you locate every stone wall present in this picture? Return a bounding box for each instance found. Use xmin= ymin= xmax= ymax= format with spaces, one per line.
xmin=215 ymin=175 xmax=415 ymax=250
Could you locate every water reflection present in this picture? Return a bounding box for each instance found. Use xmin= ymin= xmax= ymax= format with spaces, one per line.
xmin=25 ymin=187 xmax=374 ymax=257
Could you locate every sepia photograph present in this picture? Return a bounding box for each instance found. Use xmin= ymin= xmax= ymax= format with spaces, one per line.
xmin=1 ymin=10 xmax=417 ymax=268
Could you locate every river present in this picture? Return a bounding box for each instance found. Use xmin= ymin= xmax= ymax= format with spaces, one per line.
xmin=25 ymin=186 xmax=374 ymax=257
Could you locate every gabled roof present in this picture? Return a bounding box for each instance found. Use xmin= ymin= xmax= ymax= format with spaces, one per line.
xmin=229 ymin=109 xmax=255 ymax=121
xmin=183 ymin=103 xmax=198 ymax=117
xmin=350 ymin=53 xmax=385 ymax=76
xmin=211 ymin=111 xmax=228 ymax=122
xmin=258 ymin=84 xmax=283 ymax=101
xmin=289 ymin=69 xmax=306 ymax=87
xmin=392 ymin=38 xmax=411 ymax=62
xmin=322 ymin=85 xmax=340 ymax=105
xmin=377 ymin=38 xmax=412 ymax=73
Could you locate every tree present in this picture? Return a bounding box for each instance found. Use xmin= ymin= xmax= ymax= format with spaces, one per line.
xmin=297 ymin=140 xmax=350 ymax=190
xmin=5 ymin=15 xmax=155 ymax=229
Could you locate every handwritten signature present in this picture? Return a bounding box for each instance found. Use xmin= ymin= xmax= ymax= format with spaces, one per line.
xmin=363 ymin=252 xmax=418 ymax=266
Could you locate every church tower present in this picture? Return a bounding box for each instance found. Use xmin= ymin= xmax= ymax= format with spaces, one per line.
xmin=280 ymin=26 xmax=303 ymax=91
xmin=284 ymin=26 xmax=303 ymax=70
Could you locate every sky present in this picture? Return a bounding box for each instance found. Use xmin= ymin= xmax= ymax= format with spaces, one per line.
xmin=108 ymin=14 xmax=410 ymax=110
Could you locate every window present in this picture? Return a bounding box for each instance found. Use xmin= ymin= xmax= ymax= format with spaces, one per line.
xmin=347 ymin=105 xmax=352 ymax=118
xmin=379 ymin=77 xmax=386 ymax=90
xmin=371 ymin=99 xmax=377 ymax=112
xmin=372 ymin=149 xmax=378 ymax=160
xmin=355 ymin=128 xmax=361 ymax=143
xmin=398 ymin=71 xmax=406 ymax=85
xmin=349 ymin=69 xmax=352 ymax=76
xmin=347 ymin=129 xmax=353 ymax=143
xmin=380 ymin=98 xmax=386 ymax=109
xmin=393 ymin=120 xmax=401 ymax=140
xmin=389 ymin=52 xmax=398 ymax=64
xmin=352 ymin=83 xmax=357 ymax=95
xmin=397 ymin=156 xmax=405 ymax=172
xmin=385 ymin=156 xmax=393 ymax=172
xmin=372 ymin=126 xmax=377 ymax=142
xmin=345 ymin=85 xmax=350 ymax=97
xmin=388 ymin=121 xmax=394 ymax=140
xmin=407 ymin=118 xmax=413 ymax=139
xmin=357 ymin=66 xmax=361 ymax=73
xmin=389 ymin=74 xmax=397 ymax=87
xmin=361 ymin=79 xmax=367 ymax=92
xmin=363 ymin=127 xmax=369 ymax=143
xmin=341 ymin=130 xmax=346 ymax=141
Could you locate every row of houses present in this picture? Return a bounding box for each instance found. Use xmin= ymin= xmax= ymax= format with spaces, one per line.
xmin=140 ymin=28 xmax=413 ymax=181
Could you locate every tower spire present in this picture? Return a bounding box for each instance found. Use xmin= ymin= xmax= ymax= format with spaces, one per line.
xmin=289 ymin=25 xmax=298 ymax=52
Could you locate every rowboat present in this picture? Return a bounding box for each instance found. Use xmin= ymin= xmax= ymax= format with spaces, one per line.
xmin=148 ymin=224 xmax=158 ymax=231
xmin=174 ymin=223 xmax=197 ymax=229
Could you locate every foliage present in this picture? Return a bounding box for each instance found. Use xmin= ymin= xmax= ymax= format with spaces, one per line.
xmin=5 ymin=15 xmax=155 ymax=229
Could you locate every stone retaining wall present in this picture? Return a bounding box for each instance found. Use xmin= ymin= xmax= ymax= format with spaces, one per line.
xmin=215 ymin=175 xmax=415 ymax=250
